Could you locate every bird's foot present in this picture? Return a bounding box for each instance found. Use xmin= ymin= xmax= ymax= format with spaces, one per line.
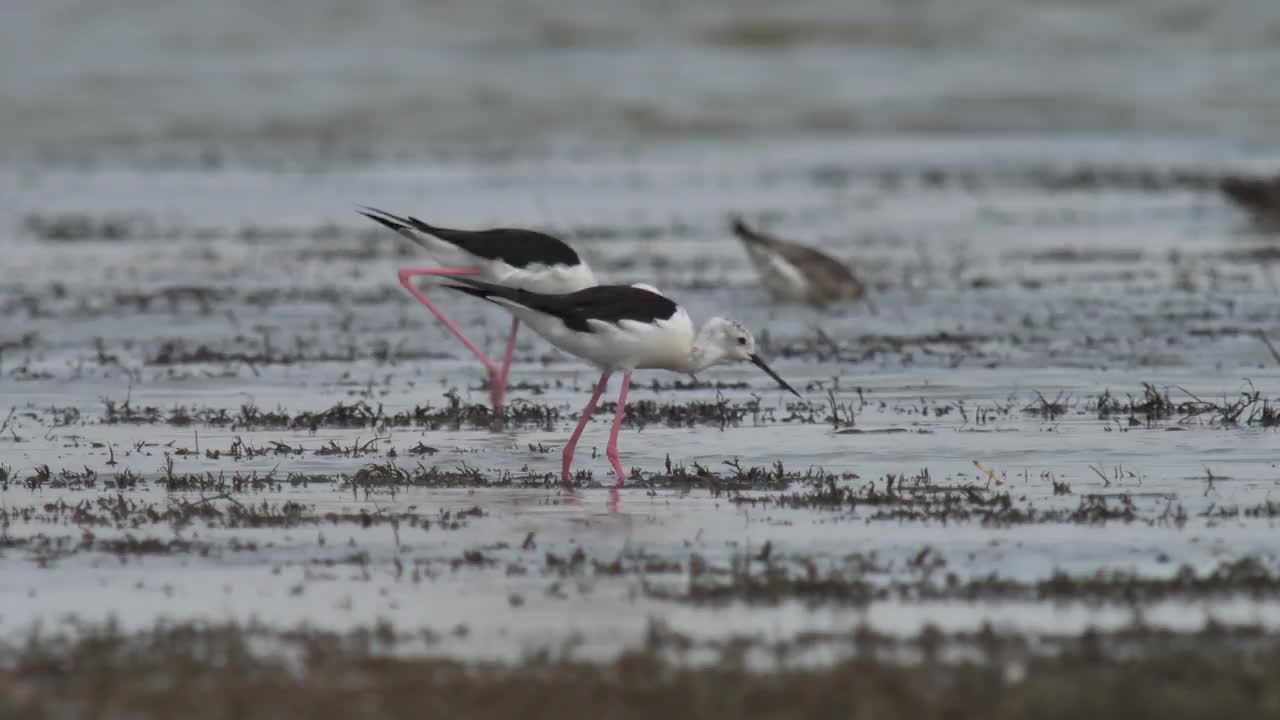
xmin=488 ymin=370 xmax=507 ymax=430
xmin=607 ymin=451 xmax=626 ymax=488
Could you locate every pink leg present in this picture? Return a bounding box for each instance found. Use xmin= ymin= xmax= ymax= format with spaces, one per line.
xmin=606 ymin=371 xmax=633 ymax=487
xmin=562 ymin=371 xmax=611 ymax=483
xmin=492 ymin=317 xmax=520 ymax=414
xmin=399 ymin=267 xmax=507 ymax=417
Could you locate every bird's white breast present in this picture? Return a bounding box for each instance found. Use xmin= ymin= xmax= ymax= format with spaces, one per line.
xmin=744 ymin=245 xmax=810 ymax=302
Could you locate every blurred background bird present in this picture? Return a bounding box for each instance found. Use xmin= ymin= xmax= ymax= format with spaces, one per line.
xmin=730 ymin=216 xmax=865 ymax=307
xmin=1221 ymin=175 xmax=1280 ymax=226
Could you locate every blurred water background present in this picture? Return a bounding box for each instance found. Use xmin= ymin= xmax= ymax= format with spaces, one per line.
xmin=4 ymin=0 xmax=1279 ymax=152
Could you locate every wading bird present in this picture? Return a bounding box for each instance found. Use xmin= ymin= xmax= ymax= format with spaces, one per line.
xmin=1221 ymin=174 xmax=1280 ymax=225
xmin=730 ymin=216 xmax=864 ymax=306
xmin=359 ymin=208 xmax=595 ymax=422
xmin=441 ymin=278 xmax=801 ymax=485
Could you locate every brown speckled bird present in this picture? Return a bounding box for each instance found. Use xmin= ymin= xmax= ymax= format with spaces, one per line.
xmin=1221 ymin=175 xmax=1280 ymax=225
xmin=730 ymin=216 xmax=865 ymax=306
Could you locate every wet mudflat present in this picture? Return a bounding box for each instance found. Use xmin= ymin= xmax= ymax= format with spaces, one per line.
xmin=3 ymin=137 xmax=1280 ymax=714
xmin=4 ymin=623 xmax=1280 ymax=720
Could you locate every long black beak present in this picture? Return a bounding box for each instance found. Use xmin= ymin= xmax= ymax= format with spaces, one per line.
xmin=749 ymin=354 xmax=802 ymax=398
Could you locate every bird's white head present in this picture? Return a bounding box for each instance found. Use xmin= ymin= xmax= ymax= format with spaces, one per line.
xmin=694 ymin=317 xmax=757 ymax=365
xmin=692 ymin=317 xmax=801 ymax=397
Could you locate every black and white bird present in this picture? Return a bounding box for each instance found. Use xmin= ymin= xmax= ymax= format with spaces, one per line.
xmin=440 ymin=278 xmax=801 ymax=486
xmin=730 ymin=216 xmax=865 ymax=306
xmin=359 ymin=207 xmax=596 ymax=422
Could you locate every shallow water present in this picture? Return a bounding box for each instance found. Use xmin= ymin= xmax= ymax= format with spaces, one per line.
xmin=3 ymin=133 xmax=1280 ymax=662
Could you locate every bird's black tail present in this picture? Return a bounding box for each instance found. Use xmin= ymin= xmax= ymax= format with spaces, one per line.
xmin=441 ymin=277 xmax=591 ymax=331
xmin=441 ymin=279 xmax=501 ymax=302
xmin=357 ymin=206 xmax=443 ymax=250
xmin=441 ymin=276 xmax=533 ymax=307
xmin=728 ymin=215 xmax=770 ymax=247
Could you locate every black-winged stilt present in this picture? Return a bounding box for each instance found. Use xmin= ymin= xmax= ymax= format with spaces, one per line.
xmin=441 ymin=278 xmax=801 ymax=485
xmin=730 ymin=216 xmax=864 ymax=306
xmin=358 ymin=208 xmax=596 ymax=421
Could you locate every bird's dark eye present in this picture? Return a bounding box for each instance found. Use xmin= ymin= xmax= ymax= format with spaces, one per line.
xmin=737 ymin=337 xmax=747 ymax=346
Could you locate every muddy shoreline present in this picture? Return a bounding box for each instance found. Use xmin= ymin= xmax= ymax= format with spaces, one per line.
xmin=3 ymin=141 xmax=1280 ymax=717
xmin=3 ymin=620 xmax=1279 ymax=720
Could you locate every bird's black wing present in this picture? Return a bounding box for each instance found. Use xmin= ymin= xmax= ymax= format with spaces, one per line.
xmin=359 ymin=207 xmax=580 ymax=269
xmin=444 ymin=280 xmax=679 ymax=333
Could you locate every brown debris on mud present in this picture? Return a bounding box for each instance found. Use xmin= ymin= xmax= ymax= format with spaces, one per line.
xmin=94 ymin=394 xmax=814 ymax=432
xmin=645 ymin=549 xmax=1280 ymax=608
xmin=1 ymin=620 xmax=1277 ymax=720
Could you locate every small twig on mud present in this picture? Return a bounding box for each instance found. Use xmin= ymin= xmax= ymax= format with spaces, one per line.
xmin=182 ymin=491 xmax=245 ymax=510
xmin=1258 ymin=331 xmax=1280 ymax=366
xmin=1088 ymin=464 xmax=1111 ymax=488
xmin=814 ymin=327 xmax=842 ymax=360
xmin=1172 ymin=385 xmax=1208 ymax=405
xmin=972 ymin=460 xmax=1005 ymax=486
